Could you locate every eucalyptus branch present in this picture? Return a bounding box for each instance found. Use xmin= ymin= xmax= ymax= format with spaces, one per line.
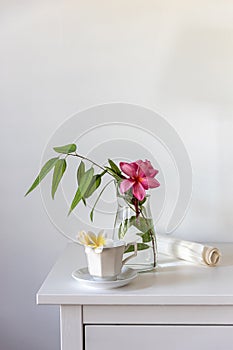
xmin=67 ymin=152 xmax=122 ymax=181
xmin=90 ymin=179 xmax=114 ymax=221
xmin=67 ymin=152 xmax=106 ymax=172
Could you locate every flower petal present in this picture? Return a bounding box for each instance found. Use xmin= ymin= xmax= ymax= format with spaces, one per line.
xmin=137 ymin=167 xmax=146 ymax=178
xmin=132 ymin=182 xmax=146 ymax=201
xmin=136 ymin=159 xmax=158 ymax=177
xmin=120 ymin=179 xmax=134 ymax=193
xmin=77 ymin=231 xmax=91 ymax=246
xmin=139 ymin=177 xmax=149 ymax=190
xmin=119 ymin=162 xmax=138 ymax=177
xmin=147 ymin=168 xmax=159 ymax=177
xmin=97 ymin=229 xmax=105 ymax=237
xmin=96 ymin=233 xmax=106 ymax=247
xmin=87 ymin=231 xmax=98 ymax=246
xmin=147 ymin=177 xmax=160 ymax=188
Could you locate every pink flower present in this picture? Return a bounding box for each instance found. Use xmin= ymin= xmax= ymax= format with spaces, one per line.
xmin=119 ymin=160 xmax=160 ymax=201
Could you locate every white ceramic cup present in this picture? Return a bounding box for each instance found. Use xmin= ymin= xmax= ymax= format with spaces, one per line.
xmin=85 ymin=241 xmax=137 ymax=281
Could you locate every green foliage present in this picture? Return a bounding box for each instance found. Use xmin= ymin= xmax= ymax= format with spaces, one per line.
xmin=84 ymin=175 xmax=102 ymax=198
xmin=139 ymin=197 xmax=147 ymax=205
xmin=26 ymin=143 xmax=136 ymax=224
xmin=108 ymin=159 xmax=121 ymax=176
xmin=133 ymin=217 xmax=155 ymax=236
xmin=118 ymin=214 xmax=155 ymax=243
xmin=118 ymin=217 xmax=133 ymax=239
xmin=51 ymin=159 xmax=67 ymax=199
xmin=76 ymin=161 xmax=103 ymax=205
xmin=105 ymin=167 xmax=122 ymax=181
xmin=90 ymin=180 xmax=113 ymax=222
xmin=77 ymin=161 xmax=87 ymax=205
xmin=77 ymin=161 xmax=85 ymax=184
xmin=68 ymin=167 xmax=94 ymax=215
xmin=25 ymin=157 xmax=59 ymax=196
xmin=138 ymin=231 xmax=151 ymax=243
xmin=53 ymin=143 xmax=76 ymax=154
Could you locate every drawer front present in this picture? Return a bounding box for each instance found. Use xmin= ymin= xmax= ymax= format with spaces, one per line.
xmin=85 ymin=325 xmax=233 ymax=350
xmin=83 ymin=305 xmax=233 ymax=324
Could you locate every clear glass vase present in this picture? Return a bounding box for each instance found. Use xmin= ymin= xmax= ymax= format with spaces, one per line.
xmin=114 ymin=186 xmax=157 ymax=272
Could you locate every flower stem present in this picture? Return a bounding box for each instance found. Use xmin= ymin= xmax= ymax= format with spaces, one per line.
xmin=132 ymin=198 xmax=140 ymax=218
xmin=67 ymin=152 xmax=107 ymax=171
xmin=141 ymin=210 xmax=157 ymax=268
xmin=150 ymin=231 xmax=156 ymax=268
xmin=67 ymin=152 xmax=118 ymax=180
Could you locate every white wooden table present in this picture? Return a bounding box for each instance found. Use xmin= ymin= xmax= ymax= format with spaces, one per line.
xmin=37 ymin=243 xmax=233 ymax=350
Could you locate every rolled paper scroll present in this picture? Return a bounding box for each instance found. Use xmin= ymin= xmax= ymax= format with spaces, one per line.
xmin=157 ymin=235 xmax=221 ymax=266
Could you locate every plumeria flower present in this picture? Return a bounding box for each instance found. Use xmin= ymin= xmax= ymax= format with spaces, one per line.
xmin=119 ymin=160 xmax=160 ymax=201
xmin=77 ymin=230 xmax=113 ymax=253
xmin=77 ymin=230 xmax=93 ymax=246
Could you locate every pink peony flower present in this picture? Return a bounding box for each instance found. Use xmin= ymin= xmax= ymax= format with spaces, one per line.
xmin=119 ymin=160 xmax=160 ymax=201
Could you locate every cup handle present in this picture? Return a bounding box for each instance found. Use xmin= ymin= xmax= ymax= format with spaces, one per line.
xmin=122 ymin=242 xmax=138 ymax=265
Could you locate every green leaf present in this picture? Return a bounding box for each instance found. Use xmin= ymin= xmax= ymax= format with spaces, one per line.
xmin=139 ymin=197 xmax=147 ymax=206
xmin=77 ymin=161 xmax=85 ymax=184
xmin=53 ymin=143 xmax=76 ymax=154
xmin=118 ymin=215 xmax=155 ymax=239
xmin=137 ymin=231 xmax=152 ymax=243
xmin=68 ymin=188 xmax=82 ymax=215
xmin=84 ymin=175 xmax=101 ymax=198
xmin=68 ymin=167 xmax=94 ymax=215
xmin=79 ymin=167 xmax=94 ymax=196
xmin=132 ymin=216 xmax=155 ymax=234
xmin=51 ymin=159 xmax=67 ymax=199
xmin=90 ymin=179 xmax=113 ymax=222
xmin=118 ymin=218 xmax=133 ymax=239
xmin=99 ymin=169 xmax=107 ymax=177
xmin=77 ymin=162 xmax=87 ymax=205
xmin=105 ymin=167 xmax=122 ymax=180
xmin=25 ymin=157 xmax=59 ymax=196
xmin=137 ymin=242 xmax=150 ymax=251
xmin=108 ymin=159 xmax=121 ymax=175
xmin=125 ymin=243 xmax=150 ymax=253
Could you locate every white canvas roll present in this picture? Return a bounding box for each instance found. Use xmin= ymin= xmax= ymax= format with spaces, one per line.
xmin=157 ymin=235 xmax=221 ymax=266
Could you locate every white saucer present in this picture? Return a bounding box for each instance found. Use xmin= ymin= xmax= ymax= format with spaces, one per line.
xmin=72 ymin=266 xmax=137 ymax=289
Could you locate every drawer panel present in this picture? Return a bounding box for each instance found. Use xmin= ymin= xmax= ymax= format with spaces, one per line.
xmin=83 ymin=305 xmax=233 ymax=324
xmin=85 ymin=325 xmax=233 ymax=350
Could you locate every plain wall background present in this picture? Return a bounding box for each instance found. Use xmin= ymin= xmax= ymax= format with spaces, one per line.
xmin=1 ymin=1 xmax=233 ymax=349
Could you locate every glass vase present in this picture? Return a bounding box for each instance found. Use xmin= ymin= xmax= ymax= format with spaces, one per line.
xmin=114 ymin=186 xmax=157 ymax=272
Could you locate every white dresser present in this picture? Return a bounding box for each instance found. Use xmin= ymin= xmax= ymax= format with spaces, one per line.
xmin=37 ymin=243 xmax=233 ymax=350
